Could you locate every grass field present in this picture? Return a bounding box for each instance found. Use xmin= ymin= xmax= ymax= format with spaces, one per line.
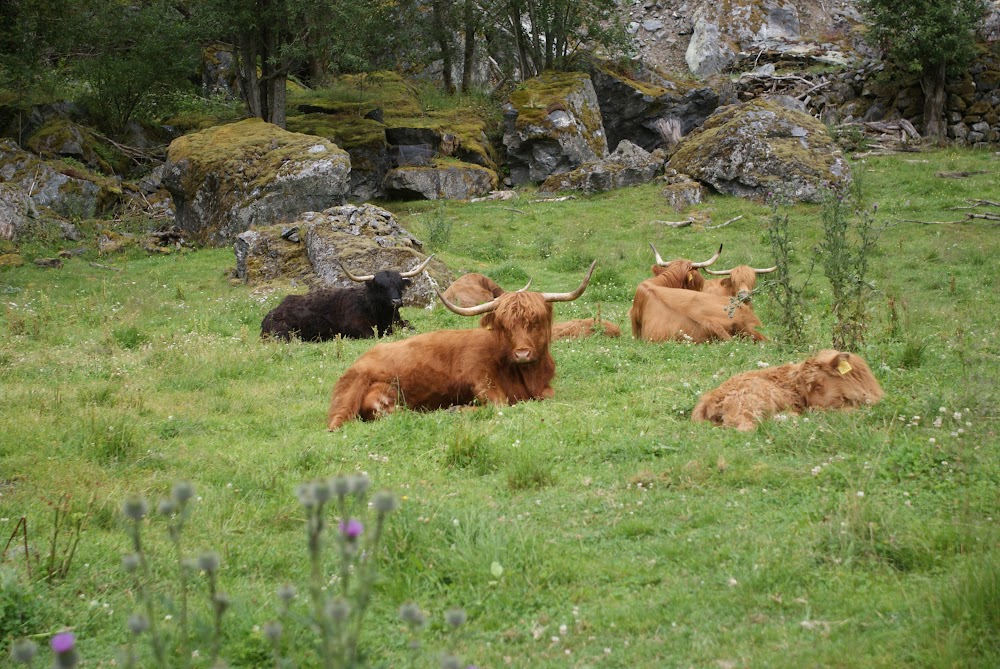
xmin=2 ymin=147 xmax=999 ymax=668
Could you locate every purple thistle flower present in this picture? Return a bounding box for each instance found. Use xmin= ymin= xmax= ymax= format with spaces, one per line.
xmin=339 ymin=518 xmax=363 ymax=539
xmin=51 ymin=632 xmax=75 ymax=654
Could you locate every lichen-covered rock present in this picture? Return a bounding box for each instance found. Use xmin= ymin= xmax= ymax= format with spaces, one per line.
xmin=26 ymin=119 xmax=126 ymax=175
xmin=539 ymin=141 xmax=665 ymax=193
xmin=660 ymin=170 xmax=705 ymax=211
xmin=382 ymin=162 xmax=497 ymax=200
xmin=0 ymin=139 xmax=121 ymax=230
xmin=235 ymin=203 xmax=453 ymax=307
xmin=503 ymin=71 xmax=609 ymax=185
xmin=667 ymin=98 xmax=851 ymax=203
xmin=164 ymin=118 xmax=351 ymax=246
xmin=585 ymin=60 xmax=719 ymax=153
xmin=686 ymin=0 xmax=802 ymax=76
xmin=287 ymin=114 xmax=390 ymax=202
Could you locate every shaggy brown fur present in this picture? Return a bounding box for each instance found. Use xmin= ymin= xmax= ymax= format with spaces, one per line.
xmin=702 ymin=266 xmax=760 ymax=301
xmin=691 ymin=350 xmax=884 ymax=431
xmin=630 ymin=284 xmax=765 ymax=343
xmin=328 ymin=292 xmax=558 ymax=430
xmin=441 ymin=273 xmax=505 ymax=307
xmin=551 ymin=318 xmax=622 ymax=340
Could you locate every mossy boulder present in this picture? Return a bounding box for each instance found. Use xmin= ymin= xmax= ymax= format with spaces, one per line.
xmin=584 ymin=60 xmax=719 ymax=152
xmin=164 ymin=118 xmax=351 ymax=246
xmin=539 ymin=141 xmax=665 ymax=194
xmin=235 ymin=203 xmax=453 ymax=307
xmin=26 ymin=119 xmax=126 ymax=175
xmin=287 ymin=113 xmax=389 ymax=201
xmin=382 ymin=161 xmax=497 ymax=200
xmin=503 ymin=71 xmax=609 ymax=185
xmin=0 ymin=139 xmax=122 ymax=234
xmin=667 ymin=97 xmax=851 ymax=203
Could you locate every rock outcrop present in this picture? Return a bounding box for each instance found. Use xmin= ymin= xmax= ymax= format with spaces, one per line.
xmin=164 ymin=118 xmax=351 ymax=246
xmin=235 ymin=203 xmax=453 ymax=307
xmin=668 ymin=97 xmax=851 ymax=202
xmin=503 ymin=71 xmax=609 ymax=185
xmin=382 ymin=162 xmax=497 ymax=200
xmin=539 ymin=141 xmax=665 ymax=193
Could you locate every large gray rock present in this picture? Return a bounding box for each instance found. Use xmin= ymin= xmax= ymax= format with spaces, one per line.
xmin=235 ymin=203 xmax=453 ymax=307
xmin=585 ymin=61 xmax=719 ymax=152
xmin=686 ymin=0 xmax=802 ymax=77
xmin=539 ymin=141 xmax=665 ymax=194
xmin=164 ymin=118 xmax=351 ymax=246
xmin=667 ymin=98 xmax=851 ymax=203
xmin=382 ymin=163 xmax=497 ymax=200
xmin=0 ymin=139 xmax=115 ymax=225
xmin=503 ymin=71 xmax=609 ymax=185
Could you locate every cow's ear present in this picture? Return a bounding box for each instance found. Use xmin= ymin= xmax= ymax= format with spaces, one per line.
xmin=480 ymin=312 xmax=496 ymax=330
xmin=822 ymin=351 xmax=852 ymax=374
xmin=651 ymin=265 xmax=665 ymax=276
xmin=402 ymin=277 xmax=412 ymax=286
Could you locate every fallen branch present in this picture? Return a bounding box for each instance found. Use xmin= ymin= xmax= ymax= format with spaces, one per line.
xmin=89 ymin=262 xmax=122 ymax=272
xmin=703 ymin=214 xmax=744 ymax=230
xmin=900 ymin=213 xmax=1000 ymax=225
xmin=532 ymin=195 xmax=577 ymax=203
xmin=651 ymin=219 xmax=694 ymax=228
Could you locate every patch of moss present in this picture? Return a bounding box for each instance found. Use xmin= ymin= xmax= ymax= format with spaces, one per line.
xmin=286 ymin=114 xmax=386 ymax=151
xmin=509 ymin=71 xmax=595 ymax=128
xmin=26 ymin=119 xmax=127 ymax=175
xmin=0 ymin=253 xmax=25 ymax=268
xmin=289 ymin=71 xmax=422 ymax=119
xmin=166 ymin=118 xmax=349 ymax=197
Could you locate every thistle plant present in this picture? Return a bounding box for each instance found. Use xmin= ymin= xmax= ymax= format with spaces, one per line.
xmin=763 ymin=201 xmax=813 ymax=346
xmin=817 ymin=179 xmax=882 ymax=351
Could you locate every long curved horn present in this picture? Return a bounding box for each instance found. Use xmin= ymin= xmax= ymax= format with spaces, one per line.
xmin=541 ymin=260 xmax=598 ymax=302
xmin=691 ymin=244 xmax=723 ymax=268
xmin=515 ymin=279 xmax=532 ymax=292
xmin=435 ymin=287 xmax=500 ymax=316
xmin=649 ymin=242 xmax=670 ymax=267
xmin=338 ymin=260 xmax=374 ymax=282
xmin=703 ymin=267 xmax=732 ymax=276
xmin=400 ymin=254 xmax=434 ymax=278
xmin=753 ymin=265 xmax=778 ymax=274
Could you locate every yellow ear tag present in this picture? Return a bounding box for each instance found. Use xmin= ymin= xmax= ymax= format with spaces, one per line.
xmin=837 ymin=360 xmax=853 ymax=375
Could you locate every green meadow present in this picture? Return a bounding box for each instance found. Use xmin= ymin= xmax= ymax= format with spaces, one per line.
xmin=2 ymin=148 xmax=999 ymax=667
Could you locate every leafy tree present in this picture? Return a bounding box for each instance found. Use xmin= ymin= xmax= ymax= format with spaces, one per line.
xmin=70 ymin=0 xmax=199 ymax=136
xmin=858 ymin=0 xmax=989 ymax=140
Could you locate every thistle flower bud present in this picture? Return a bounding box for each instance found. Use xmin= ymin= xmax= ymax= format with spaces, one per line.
xmin=399 ymin=602 xmax=426 ymax=628
xmin=213 ymin=592 xmax=231 ymax=614
xmin=350 ymin=474 xmax=371 ymax=496
xmin=263 ymin=621 xmax=282 ymax=642
xmin=128 ymin=614 xmax=149 ymax=635
xmin=158 ymin=499 xmax=177 ymax=516
xmin=331 ymin=475 xmax=351 ymax=497
xmin=198 ymin=551 xmax=220 ymax=574
xmin=445 ymin=607 xmax=467 ymax=628
xmin=122 ymin=495 xmax=148 ymax=521
xmin=312 ymin=480 xmax=332 ymax=504
xmin=326 ymin=598 xmax=351 ymax=622
xmin=339 ymin=518 xmax=364 ymax=540
xmin=440 ymin=654 xmax=462 ymax=669
xmin=122 ymin=553 xmax=140 ymax=573
xmin=171 ymin=481 xmax=195 ymax=504
xmin=372 ymin=490 xmax=398 ymax=514
xmin=51 ymin=632 xmax=79 ymax=669
xmin=295 ymin=483 xmax=317 ymax=508
xmin=10 ymin=638 xmax=38 ymax=664
xmin=277 ymin=583 xmax=297 ymax=603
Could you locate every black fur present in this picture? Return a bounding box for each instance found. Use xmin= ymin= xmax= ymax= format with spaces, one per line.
xmin=261 ymin=272 xmax=412 ymax=341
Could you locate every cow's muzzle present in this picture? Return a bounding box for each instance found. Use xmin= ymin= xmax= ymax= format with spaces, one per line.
xmin=511 ymin=348 xmax=536 ymax=363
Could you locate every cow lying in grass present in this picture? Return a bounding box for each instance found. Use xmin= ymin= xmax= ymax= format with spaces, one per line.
xmin=629 ymin=244 xmax=766 ymax=342
xmin=326 ymin=261 xmax=597 ymax=430
xmin=551 ymin=318 xmax=622 ymax=340
xmin=261 ymin=256 xmax=432 ymax=341
xmin=691 ymin=350 xmax=884 ymax=431
xmin=442 ymin=273 xmax=506 ymax=306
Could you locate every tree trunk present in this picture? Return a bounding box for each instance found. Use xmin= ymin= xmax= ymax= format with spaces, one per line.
xmin=461 ymin=0 xmax=476 ymax=93
xmin=432 ymin=0 xmax=455 ymax=93
xmin=235 ymin=31 xmax=262 ymax=120
xmin=921 ymin=60 xmax=947 ymax=142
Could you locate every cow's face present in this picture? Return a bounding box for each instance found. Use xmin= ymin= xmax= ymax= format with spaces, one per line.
xmin=369 ymin=271 xmax=412 ymax=307
xmin=797 ymin=350 xmax=884 ymax=410
xmin=727 ymin=266 xmax=758 ymax=302
xmin=480 ymin=292 xmax=553 ymax=364
xmin=651 ymin=261 xmax=704 ymax=290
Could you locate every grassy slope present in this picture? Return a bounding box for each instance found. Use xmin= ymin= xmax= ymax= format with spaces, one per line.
xmin=1 ymin=148 xmax=999 ymax=667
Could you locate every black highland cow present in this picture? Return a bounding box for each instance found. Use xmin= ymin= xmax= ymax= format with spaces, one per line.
xmin=261 ymin=256 xmax=433 ymax=341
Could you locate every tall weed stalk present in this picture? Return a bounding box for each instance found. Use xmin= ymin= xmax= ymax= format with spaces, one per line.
xmin=764 ymin=202 xmax=811 ymax=346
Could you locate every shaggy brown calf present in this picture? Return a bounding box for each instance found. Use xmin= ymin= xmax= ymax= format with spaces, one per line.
xmin=441 ymin=273 xmax=506 ymax=306
xmin=692 ymin=350 xmax=884 ymax=431
xmin=261 ymin=256 xmax=432 ymax=341
xmin=551 ymin=318 xmax=622 ymax=340
xmin=326 ymin=262 xmax=596 ymax=430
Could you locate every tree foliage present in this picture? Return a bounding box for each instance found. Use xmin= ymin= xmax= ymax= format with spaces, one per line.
xmin=858 ymin=0 xmax=988 ymax=138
